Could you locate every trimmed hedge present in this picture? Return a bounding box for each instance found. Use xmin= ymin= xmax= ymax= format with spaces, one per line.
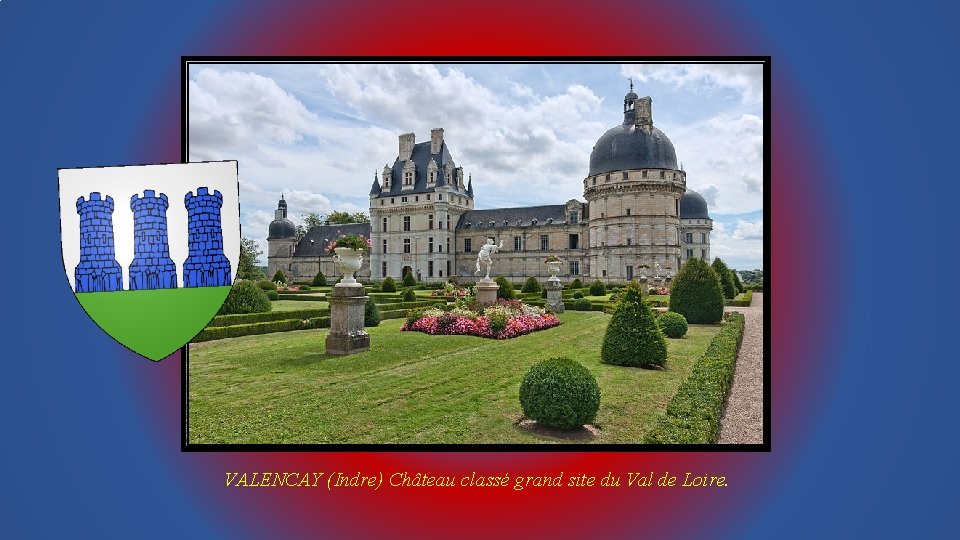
xmin=669 ymin=258 xmax=725 ymax=324
xmin=207 ymin=308 xmax=330 ymax=327
xmin=643 ymin=312 xmax=746 ymax=444
xmin=193 ymin=316 xmax=330 ymax=342
xmin=658 ymin=311 xmax=689 ymax=338
xmin=277 ymin=294 xmax=328 ymax=301
xmin=725 ymin=290 xmax=754 ymax=307
xmin=519 ymin=357 xmax=600 ymax=430
xmin=601 ymin=282 xmax=667 ymax=368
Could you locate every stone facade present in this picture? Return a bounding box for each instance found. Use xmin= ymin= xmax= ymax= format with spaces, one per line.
xmin=267 ymin=87 xmax=713 ymax=284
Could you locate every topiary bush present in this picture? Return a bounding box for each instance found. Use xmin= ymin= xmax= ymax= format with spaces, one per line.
xmin=312 ymin=270 xmax=327 ymax=287
xmin=670 ymin=258 xmax=725 ymax=324
xmin=495 ymin=276 xmax=516 ymax=300
xmin=381 ymin=276 xmax=397 ymax=293
xmin=731 ymin=270 xmax=744 ymax=294
xmin=658 ymin=311 xmax=689 ymax=339
xmin=710 ymin=258 xmax=737 ymax=299
xmin=519 ymin=357 xmax=600 ymax=430
xmin=521 ymin=276 xmax=541 ymax=293
xmin=402 ymin=271 xmax=417 ymax=287
xmin=219 ymin=281 xmax=272 ymax=315
xmin=569 ymin=278 xmax=584 ymax=290
xmin=272 ymin=269 xmax=287 ymax=284
xmin=572 ymin=291 xmax=584 ymax=299
xmin=364 ymin=297 xmax=381 ymax=327
xmin=573 ymin=298 xmax=593 ymax=311
xmin=266 ymin=290 xmax=279 ymax=301
xmin=401 ymin=288 xmax=417 ymax=302
xmin=256 ymin=280 xmax=277 ymax=292
xmin=601 ymin=282 xmax=667 ymax=368
xmin=589 ymin=279 xmax=606 ymax=296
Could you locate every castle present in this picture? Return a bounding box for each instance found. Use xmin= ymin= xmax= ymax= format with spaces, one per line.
xmin=267 ymin=86 xmax=713 ymax=284
xmin=74 ymin=187 xmax=231 ymax=292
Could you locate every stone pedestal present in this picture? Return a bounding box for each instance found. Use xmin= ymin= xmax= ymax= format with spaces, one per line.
xmin=325 ymin=283 xmax=370 ymax=356
xmin=546 ymin=279 xmax=565 ymax=313
xmin=475 ymin=278 xmax=500 ymax=306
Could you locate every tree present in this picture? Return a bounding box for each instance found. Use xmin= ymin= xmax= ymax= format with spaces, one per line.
xmin=328 ymin=210 xmax=370 ymax=224
xmin=669 ymin=258 xmax=725 ymax=324
xmin=295 ymin=212 xmax=325 ymax=239
xmin=731 ymin=269 xmax=745 ymax=294
xmin=238 ymin=237 xmax=264 ymax=281
xmin=711 ymin=257 xmax=737 ymax=299
xmin=272 ymin=269 xmax=287 ymax=284
xmin=601 ymin=282 xmax=667 ymax=368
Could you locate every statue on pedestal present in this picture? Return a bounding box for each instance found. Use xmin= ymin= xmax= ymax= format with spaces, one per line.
xmin=475 ymin=238 xmax=503 ymax=281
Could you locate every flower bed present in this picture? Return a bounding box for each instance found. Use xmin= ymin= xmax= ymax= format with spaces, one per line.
xmin=430 ymin=282 xmax=470 ymax=298
xmin=401 ymin=300 xmax=561 ymax=339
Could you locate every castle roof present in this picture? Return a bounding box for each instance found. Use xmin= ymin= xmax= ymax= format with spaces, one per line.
xmin=456 ymin=205 xmax=570 ymax=229
xmin=378 ymin=141 xmax=469 ymax=197
xmin=680 ymin=189 xmax=711 ymax=220
xmin=294 ymin=223 xmax=372 ymax=257
xmin=589 ymin=93 xmax=678 ymax=176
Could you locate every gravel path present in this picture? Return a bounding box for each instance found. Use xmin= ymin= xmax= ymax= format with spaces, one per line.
xmin=718 ymin=292 xmax=764 ymax=444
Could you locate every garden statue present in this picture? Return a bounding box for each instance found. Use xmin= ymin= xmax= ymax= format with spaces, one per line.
xmin=475 ymin=238 xmax=503 ymax=281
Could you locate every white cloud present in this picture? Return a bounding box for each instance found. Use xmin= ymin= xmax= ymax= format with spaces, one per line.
xmin=621 ymin=63 xmax=764 ymax=104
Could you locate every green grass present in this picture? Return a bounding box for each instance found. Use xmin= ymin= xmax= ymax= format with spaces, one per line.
xmin=272 ymin=299 xmax=329 ymax=311
xmin=188 ymin=311 xmax=721 ymax=444
xmin=76 ymin=286 xmax=231 ymax=361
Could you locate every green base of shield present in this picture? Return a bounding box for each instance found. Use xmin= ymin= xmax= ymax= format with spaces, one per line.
xmin=75 ymin=286 xmax=232 ymax=361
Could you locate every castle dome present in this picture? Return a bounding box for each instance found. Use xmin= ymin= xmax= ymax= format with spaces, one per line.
xmin=680 ymin=190 xmax=711 ymax=220
xmin=588 ymin=92 xmax=678 ymax=176
xmin=268 ymin=195 xmax=297 ymax=240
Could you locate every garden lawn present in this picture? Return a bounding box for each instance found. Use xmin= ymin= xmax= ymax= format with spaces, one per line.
xmin=188 ymin=312 xmax=721 ymax=444
xmin=271 ymin=299 xmax=329 ymax=311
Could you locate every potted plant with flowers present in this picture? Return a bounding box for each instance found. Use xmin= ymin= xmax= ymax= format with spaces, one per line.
xmin=327 ymin=234 xmax=372 ymax=285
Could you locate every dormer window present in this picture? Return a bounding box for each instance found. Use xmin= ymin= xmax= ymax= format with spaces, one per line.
xmin=503 ymin=220 xmax=509 ymax=226
xmin=531 ymin=219 xmax=538 ymax=225
xmin=404 ymin=171 xmax=413 ymax=186
xmin=516 ymin=219 xmax=522 ymax=226
xmin=490 ymin=221 xmax=496 ymax=227
xmin=546 ymin=218 xmax=554 ymax=224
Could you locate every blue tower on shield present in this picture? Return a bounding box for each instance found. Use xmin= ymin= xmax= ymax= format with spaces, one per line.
xmin=75 ymin=193 xmax=124 ymax=292
xmin=183 ymin=187 xmax=232 ymax=287
xmin=128 ymin=190 xmax=178 ymax=290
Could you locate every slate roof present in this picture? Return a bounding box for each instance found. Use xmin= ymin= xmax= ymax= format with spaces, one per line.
xmin=456 ymin=205 xmax=571 ymax=230
xmin=294 ymin=222 xmax=372 ymax=257
xmin=377 ymin=141 xmax=469 ymax=197
xmin=680 ymin=190 xmax=711 ymax=220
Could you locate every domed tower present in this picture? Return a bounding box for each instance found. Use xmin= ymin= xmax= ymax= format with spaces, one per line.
xmin=583 ymin=84 xmax=686 ymax=281
xmin=679 ymin=189 xmax=713 ymax=267
xmin=267 ymin=195 xmax=297 ymax=279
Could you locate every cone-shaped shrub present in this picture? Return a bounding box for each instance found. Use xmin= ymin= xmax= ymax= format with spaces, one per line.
xmin=731 ymin=270 xmax=744 ymax=294
xmin=364 ymin=297 xmax=380 ymax=327
xmin=312 ymin=270 xmax=327 ymax=287
xmin=658 ymin=311 xmax=689 ymax=338
xmin=272 ymin=269 xmax=287 ymax=284
xmin=670 ymin=258 xmax=725 ymax=323
xmin=711 ymin=258 xmax=737 ymax=299
xmin=380 ymin=276 xmax=397 ymax=293
xmin=588 ymin=279 xmax=606 ymax=296
xmin=601 ymin=282 xmax=667 ymax=368
xmin=402 ymin=271 xmax=417 ymax=287
xmin=495 ymin=276 xmax=516 ymax=299
xmin=401 ymin=288 xmax=417 ymax=301
xmin=569 ymin=278 xmax=584 ymax=290
xmin=521 ymin=276 xmax=541 ymax=293
xmin=519 ymin=357 xmax=600 ymax=430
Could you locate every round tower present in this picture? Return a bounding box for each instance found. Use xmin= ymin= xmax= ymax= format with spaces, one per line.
xmin=267 ymin=195 xmax=297 ymax=279
xmin=679 ymin=189 xmax=713 ymax=267
xmin=75 ymin=192 xmax=124 ymax=292
xmin=583 ymin=87 xmax=686 ymax=282
xmin=129 ymin=190 xmax=178 ymax=290
xmin=183 ymin=187 xmax=232 ymax=287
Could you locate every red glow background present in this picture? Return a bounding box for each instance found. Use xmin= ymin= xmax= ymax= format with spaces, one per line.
xmin=133 ymin=0 xmax=838 ymax=537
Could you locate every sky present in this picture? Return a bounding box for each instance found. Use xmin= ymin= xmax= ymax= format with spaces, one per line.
xmin=187 ymin=62 xmax=764 ymax=271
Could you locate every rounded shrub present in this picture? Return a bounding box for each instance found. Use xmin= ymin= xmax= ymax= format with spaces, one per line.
xmin=521 ymin=276 xmax=541 ymax=293
xmin=669 ymin=258 xmax=725 ymax=324
xmin=573 ymin=298 xmax=592 ymax=311
xmin=312 ymin=270 xmax=327 ymax=287
xmin=364 ymin=297 xmax=381 ymax=327
xmin=519 ymin=357 xmax=600 ymax=430
xmin=266 ymin=290 xmax=279 ymax=301
xmin=658 ymin=311 xmax=689 ymax=338
xmin=300 ymin=284 xmax=311 ymax=291
xmin=272 ymin=269 xmax=287 ymax=284
xmin=601 ymin=282 xmax=667 ymax=368
xmin=219 ymin=281 xmax=272 ymax=315
xmin=402 ymin=271 xmax=417 ymax=287
xmin=572 ymin=291 xmax=584 ymax=299
xmin=256 ymin=280 xmax=277 ymax=292
xmin=381 ymin=276 xmax=398 ymax=293
xmin=588 ymin=279 xmax=606 ymax=296
xmin=495 ymin=276 xmax=516 ymax=300
xmin=569 ymin=278 xmax=584 ymax=290
xmin=710 ymin=257 xmax=737 ymax=299
xmin=401 ymin=288 xmax=417 ymax=302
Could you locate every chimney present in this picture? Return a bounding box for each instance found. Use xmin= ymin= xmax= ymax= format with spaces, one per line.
xmin=430 ymin=128 xmax=444 ymax=154
xmin=636 ymin=96 xmax=653 ymax=129
xmin=399 ymin=132 xmax=415 ymax=161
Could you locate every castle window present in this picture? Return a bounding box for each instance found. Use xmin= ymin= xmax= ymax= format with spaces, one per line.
xmin=514 ymin=236 xmax=523 ymax=251
xmin=382 ymin=239 xmax=387 ymax=254
xmin=381 ymin=261 xmax=387 ymax=277
xmin=446 ymin=261 xmax=451 ymax=277
xmin=447 ymin=218 xmax=450 ymax=230
xmin=465 ymin=222 xmax=471 ymax=229
xmin=401 ymin=196 xmax=408 ymax=203
xmin=490 ymin=221 xmax=496 ymax=227
xmin=404 ymin=171 xmax=413 ymax=185
xmin=427 ymin=194 xmax=431 ymax=201
xmin=439 ymin=194 xmax=443 ymax=201
xmin=503 ymin=220 xmax=509 ymax=227
xmin=569 ymin=234 xmax=579 ymax=249
xmin=660 ymin=171 xmax=665 ymax=179
xmin=391 ymin=198 xmax=395 ymax=204
xmin=626 ymin=208 xmax=631 ymax=216
xmin=382 ymin=217 xmax=387 ymax=232
xmin=592 ymin=178 xmax=597 ymax=185
xmin=569 ymin=212 xmax=578 ymax=224
xmin=403 ymin=216 xmax=411 ymax=232
xmin=687 ymin=249 xmax=694 ymax=258
xmin=447 ymin=238 xmax=450 ymax=253
xmin=605 ymin=173 xmax=610 ymax=182
xmin=626 ymin=238 xmax=632 ymax=246
xmin=623 ymin=172 xmax=628 ymax=180
xmin=642 ymin=171 xmax=648 ymax=178
xmin=428 ymin=261 xmax=434 ymax=277
xmin=438 ymin=244 xmax=442 ymax=253
xmin=701 ymin=232 xmax=707 ymax=243
xmin=380 ymin=200 xmax=384 ymax=206
xmin=531 ymin=219 xmax=538 ymax=225
xmin=428 ymin=214 xmax=434 ymax=229
xmin=403 ymin=239 xmax=411 ymax=254
xmin=685 ymin=232 xmax=693 ymax=243
xmin=569 ymin=260 xmax=580 ymax=276
xmin=429 ymin=237 xmax=434 ymax=253
xmin=601 ymin=212 xmax=605 ymax=219
xmin=464 ymin=238 xmax=472 ymax=253
xmin=602 ymin=270 xmax=607 ymax=277
xmin=701 ymin=249 xmax=707 ymax=259
xmin=415 ymin=196 xmax=419 ymax=202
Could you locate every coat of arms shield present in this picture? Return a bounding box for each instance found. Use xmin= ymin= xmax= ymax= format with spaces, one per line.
xmin=58 ymin=161 xmax=240 ymax=360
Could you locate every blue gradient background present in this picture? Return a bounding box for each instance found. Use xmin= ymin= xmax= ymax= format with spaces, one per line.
xmin=1 ymin=0 xmax=956 ymax=537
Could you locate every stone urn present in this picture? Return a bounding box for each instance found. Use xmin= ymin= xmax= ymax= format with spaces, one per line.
xmin=546 ymin=260 xmax=562 ymax=282
xmin=333 ymin=247 xmax=363 ymax=285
